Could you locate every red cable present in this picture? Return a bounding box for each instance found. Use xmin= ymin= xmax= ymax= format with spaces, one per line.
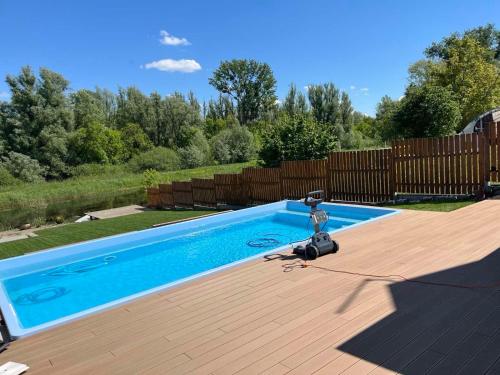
xmin=282 ymin=261 xmax=500 ymax=290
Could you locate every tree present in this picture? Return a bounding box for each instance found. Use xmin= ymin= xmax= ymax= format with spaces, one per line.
xmin=72 ymin=89 xmax=107 ymax=129
xmin=120 ymin=123 xmax=153 ymax=159
xmin=374 ymin=96 xmax=400 ymax=141
xmin=209 ymin=59 xmax=277 ymax=125
xmin=115 ymin=87 xmax=152 ymax=133
xmin=282 ymin=83 xmax=308 ymax=116
xmin=393 ymin=85 xmax=461 ymax=138
xmin=163 ymin=93 xmax=201 ymax=148
xmin=436 ymin=36 xmax=500 ymax=128
xmin=69 ymin=121 xmax=126 ymax=165
xmin=4 ymin=66 xmax=73 ymax=177
xmin=410 ymin=25 xmax=500 ymax=128
xmin=425 ymin=23 xmax=500 ymax=62
xmin=307 ymin=83 xmax=340 ymax=125
xmin=259 ymin=114 xmax=337 ymax=167
xmin=339 ymin=92 xmax=354 ymax=133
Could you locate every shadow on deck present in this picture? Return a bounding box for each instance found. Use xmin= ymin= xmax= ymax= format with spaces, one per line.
xmin=337 ymin=248 xmax=500 ymax=374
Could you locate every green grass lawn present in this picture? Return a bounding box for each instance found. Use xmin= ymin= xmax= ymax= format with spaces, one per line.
xmin=0 ymin=162 xmax=255 ymax=211
xmin=384 ymin=200 xmax=475 ymax=212
xmin=0 ymin=210 xmax=209 ymax=260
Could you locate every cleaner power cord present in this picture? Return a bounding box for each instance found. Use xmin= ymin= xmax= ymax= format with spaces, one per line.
xmin=281 ymin=259 xmax=500 ymax=290
xmin=281 ymin=210 xmax=500 ymax=290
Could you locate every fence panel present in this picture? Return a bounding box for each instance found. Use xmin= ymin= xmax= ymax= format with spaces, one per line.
xmin=486 ymin=122 xmax=500 ymax=182
xmin=328 ymin=149 xmax=393 ymax=203
xmin=146 ymin=187 xmax=160 ymax=208
xmin=192 ymin=178 xmax=216 ymax=208
xmin=393 ymin=133 xmax=483 ymax=196
xmin=242 ymin=167 xmax=281 ymax=204
xmin=214 ymin=174 xmax=248 ymax=206
xmin=158 ymin=183 xmax=174 ymax=208
xmin=280 ymin=159 xmax=328 ymax=199
xmin=172 ymin=181 xmax=194 ymax=208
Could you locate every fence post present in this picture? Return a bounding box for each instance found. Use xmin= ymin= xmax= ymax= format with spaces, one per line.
xmin=389 ymin=145 xmax=396 ymax=200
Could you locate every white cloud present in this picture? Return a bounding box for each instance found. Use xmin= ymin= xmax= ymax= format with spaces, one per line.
xmin=143 ymin=58 xmax=201 ymax=73
xmin=0 ymin=91 xmax=9 ymax=99
xmin=350 ymin=85 xmax=356 ymax=90
xmin=275 ymin=99 xmax=282 ymax=105
xmin=159 ymin=30 xmax=190 ymax=46
xmin=360 ymin=87 xmax=369 ymax=95
xmin=303 ymin=85 xmax=310 ymax=91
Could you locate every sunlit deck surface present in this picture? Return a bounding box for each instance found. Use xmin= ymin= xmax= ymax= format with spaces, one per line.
xmin=2 ymin=200 xmax=500 ymax=374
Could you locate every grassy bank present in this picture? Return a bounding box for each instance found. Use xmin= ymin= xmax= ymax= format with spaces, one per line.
xmin=0 ymin=162 xmax=255 ymax=211
xmin=0 ymin=210 xmax=210 ymax=259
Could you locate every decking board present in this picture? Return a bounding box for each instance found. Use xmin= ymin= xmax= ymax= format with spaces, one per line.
xmin=1 ymin=200 xmax=500 ymax=374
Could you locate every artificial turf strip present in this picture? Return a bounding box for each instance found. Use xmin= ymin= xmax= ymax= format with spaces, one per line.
xmin=385 ymin=200 xmax=475 ymax=212
xmin=0 ymin=210 xmax=209 ymax=260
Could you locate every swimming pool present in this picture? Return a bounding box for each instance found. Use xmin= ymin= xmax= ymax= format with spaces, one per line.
xmin=0 ymin=201 xmax=397 ymax=337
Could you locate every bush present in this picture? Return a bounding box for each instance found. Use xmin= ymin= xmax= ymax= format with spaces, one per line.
xmin=0 ymin=166 xmax=20 ymax=186
xmin=211 ymin=126 xmax=256 ymax=164
xmin=259 ymin=114 xmax=337 ymax=166
xmin=179 ymin=130 xmax=212 ymax=169
xmin=143 ymin=169 xmax=160 ymax=188
xmin=128 ymin=147 xmax=181 ymax=172
xmin=1 ymin=152 xmax=47 ymax=183
xmin=68 ymin=121 xmax=127 ymax=165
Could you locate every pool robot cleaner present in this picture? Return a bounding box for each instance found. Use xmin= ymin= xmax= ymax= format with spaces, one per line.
xmin=293 ymin=190 xmax=339 ymax=260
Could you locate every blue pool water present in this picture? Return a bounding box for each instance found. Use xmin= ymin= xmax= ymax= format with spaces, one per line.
xmin=0 ymin=201 xmax=397 ymax=337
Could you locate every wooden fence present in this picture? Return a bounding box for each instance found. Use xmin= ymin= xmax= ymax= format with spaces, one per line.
xmin=242 ymin=167 xmax=281 ymax=203
xmin=393 ymin=133 xmax=483 ymax=195
xmin=147 ymin=122 xmax=500 ymax=207
xmin=281 ymin=159 xmax=328 ymax=199
xmin=172 ymin=181 xmax=193 ymax=208
xmin=486 ymin=122 xmax=499 ymax=182
xmin=214 ymin=174 xmax=248 ymax=206
xmin=158 ymin=183 xmax=174 ymax=208
xmin=328 ymin=149 xmax=393 ymax=203
xmin=192 ymin=178 xmax=216 ymax=208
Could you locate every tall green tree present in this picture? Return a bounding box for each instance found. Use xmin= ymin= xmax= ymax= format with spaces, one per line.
xmin=374 ymin=95 xmax=400 ymax=141
xmin=4 ymin=66 xmax=73 ymax=177
xmin=71 ymin=89 xmax=107 ymax=129
xmin=393 ymin=85 xmax=461 ymax=138
xmin=425 ymin=23 xmax=500 ymax=62
xmin=209 ymin=59 xmax=277 ymax=125
xmin=409 ymin=25 xmax=500 ymax=128
xmin=307 ymin=83 xmax=340 ymax=125
xmin=282 ymin=83 xmax=308 ymax=116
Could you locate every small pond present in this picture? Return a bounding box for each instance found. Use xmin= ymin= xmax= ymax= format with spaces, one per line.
xmin=0 ymin=189 xmax=146 ymax=231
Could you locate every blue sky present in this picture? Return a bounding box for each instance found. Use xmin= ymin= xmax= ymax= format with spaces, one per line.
xmin=0 ymin=0 xmax=498 ymax=115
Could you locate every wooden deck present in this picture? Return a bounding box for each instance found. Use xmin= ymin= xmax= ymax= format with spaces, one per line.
xmin=2 ymin=200 xmax=500 ymax=374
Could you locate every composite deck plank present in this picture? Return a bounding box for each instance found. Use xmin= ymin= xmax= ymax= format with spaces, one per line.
xmin=1 ymin=200 xmax=500 ymax=374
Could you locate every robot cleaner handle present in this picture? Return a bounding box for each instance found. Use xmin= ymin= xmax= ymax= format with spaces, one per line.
xmin=305 ymin=190 xmax=325 ymax=206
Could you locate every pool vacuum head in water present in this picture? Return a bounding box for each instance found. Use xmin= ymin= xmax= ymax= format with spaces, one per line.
xmin=293 ymin=190 xmax=339 ymax=260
